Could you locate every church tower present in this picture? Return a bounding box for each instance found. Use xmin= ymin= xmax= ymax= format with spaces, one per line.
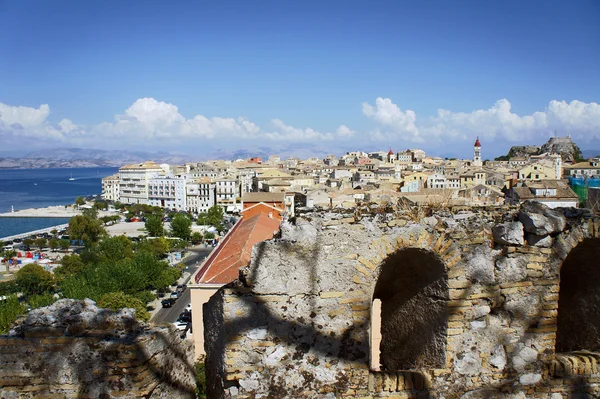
xmin=473 ymin=137 xmax=482 ymax=167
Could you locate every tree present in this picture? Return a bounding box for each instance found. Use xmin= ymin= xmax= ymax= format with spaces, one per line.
xmin=207 ymin=205 xmax=224 ymax=232
xmin=15 ymin=264 xmax=55 ymax=295
xmin=97 ymin=235 xmax=133 ymax=263
xmin=136 ymin=237 xmax=170 ymax=258
xmin=0 ymin=295 xmax=26 ymax=334
xmin=59 ymin=239 xmax=70 ymax=252
xmin=49 ymin=238 xmax=59 ymax=252
xmin=23 ymin=238 xmax=34 ymax=248
xmin=2 ymin=249 xmax=17 ymax=260
xmin=50 ymin=229 xmax=58 ymax=237
xmin=93 ymin=201 xmax=108 ymax=211
xmin=54 ymin=254 xmax=87 ymax=279
xmin=68 ymin=214 xmax=106 ymax=248
xmin=170 ymin=214 xmax=192 ymax=241
xmin=204 ymin=231 xmax=215 ymax=240
xmin=145 ymin=215 xmax=164 ymax=237
xmin=75 ymin=196 xmax=86 ymax=208
xmin=97 ymin=292 xmax=150 ymax=322
xmin=34 ymin=237 xmax=47 ymax=250
xmin=191 ymin=231 xmax=203 ymax=244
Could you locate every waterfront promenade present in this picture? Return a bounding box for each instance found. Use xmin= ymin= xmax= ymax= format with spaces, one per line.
xmin=0 ymin=223 xmax=69 ymax=242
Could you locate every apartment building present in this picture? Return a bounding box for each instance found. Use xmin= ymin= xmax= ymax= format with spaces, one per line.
xmin=148 ymin=175 xmax=188 ymax=210
xmin=101 ymin=174 xmax=120 ymax=202
xmin=118 ymin=161 xmax=164 ymax=205
xmin=186 ymin=177 xmax=216 ymax=214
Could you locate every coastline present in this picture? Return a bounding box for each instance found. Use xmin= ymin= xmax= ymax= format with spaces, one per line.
xmin=0 ymin=223 xmax=70 ymax=242
xmin=0 ymin=205 xmax=114 ymax=218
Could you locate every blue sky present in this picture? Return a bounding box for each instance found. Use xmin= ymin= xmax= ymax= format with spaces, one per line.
xmin=1 ymin=0 xmax=599 ymax=159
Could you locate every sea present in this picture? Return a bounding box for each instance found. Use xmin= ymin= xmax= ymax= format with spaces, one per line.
xmin=0 ymin=167 xmax=118 ymax=238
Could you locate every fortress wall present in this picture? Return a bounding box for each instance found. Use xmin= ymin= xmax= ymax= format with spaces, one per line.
xmin=205 ymin=203 xmax=600 ymax=398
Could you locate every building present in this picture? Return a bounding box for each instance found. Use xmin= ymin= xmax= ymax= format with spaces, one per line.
xmin=101 ymin=174 xmax=120 ymax=202
xmin=147 ymin=175 xmax=187 ymax=210
xmin=188 ymin=212 xmax=281 ymax=357
xmin=241 ymin=192 xmax=286 ymax=220
xmin=563 ymin=160 xmax=600 ymax=178
xmin=473 ymin=137 xmax=482 ymax=167
xmin=215 ymin=177 xmax=240 ymax=207
xmin=185 ymin=177 xmax=216 ymax=214
xmin=507 ymin=180 xmax=579 ymax=208
xmin=118 ymin=161 xmax=164 ymax=205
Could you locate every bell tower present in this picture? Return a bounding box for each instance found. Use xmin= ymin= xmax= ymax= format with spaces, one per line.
xmin=473 ymin=137 xmax=482 ymax=167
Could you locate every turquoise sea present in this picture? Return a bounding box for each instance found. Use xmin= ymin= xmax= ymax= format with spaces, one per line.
xmin=0 ymin=167 xmax=118 ymax=238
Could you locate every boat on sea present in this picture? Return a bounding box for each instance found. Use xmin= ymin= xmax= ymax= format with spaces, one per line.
xmin=68 ymin=173 xmax=76 ymax=181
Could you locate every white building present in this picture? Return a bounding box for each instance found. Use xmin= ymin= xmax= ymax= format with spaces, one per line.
xmin=216 ymin=177 xmax=240 ymax=206
xmin=118 ymin=161 xmax=164 ymax=205
xmin=426 ymin=173 xmax=447 ymax=189
xmin=148 ymin=175 xmax=188 ymax=210
xmin=101 ymin=174 xmax=120 ymax=202
xmin=186 ymin=178 xmax=216 ymax=214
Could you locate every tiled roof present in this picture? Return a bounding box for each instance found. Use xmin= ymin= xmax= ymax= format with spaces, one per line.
xmin=195 ymin=214 xmax=280 ymax=284
xmin=242 ymin=192 xmax=285 ymax=203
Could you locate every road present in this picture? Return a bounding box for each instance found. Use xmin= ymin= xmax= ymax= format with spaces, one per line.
xmin=152 ymin=245 xmax=213 ymax=324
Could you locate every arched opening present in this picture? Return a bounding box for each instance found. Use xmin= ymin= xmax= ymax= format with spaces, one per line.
xmin=556 ymin=238 xmax=600 ymax=353
xmin=372 ymin=248 xmax=448 ymax=370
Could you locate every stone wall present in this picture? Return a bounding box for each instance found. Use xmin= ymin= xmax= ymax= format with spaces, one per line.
xmin=204 ymin=201 xmax=600 ymax=398
xmin=0 ymin=299 xmax=196 ymax=399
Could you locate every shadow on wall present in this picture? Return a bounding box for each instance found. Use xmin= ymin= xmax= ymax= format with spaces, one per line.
xmin=204 ymin=213 xmax=600 ymax=398
xmin=0 ymin=301 xmax=196 ymax=398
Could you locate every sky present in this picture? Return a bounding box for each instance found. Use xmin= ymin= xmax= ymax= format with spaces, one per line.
xmin=0 ymin=0 xmax=599 ymax=159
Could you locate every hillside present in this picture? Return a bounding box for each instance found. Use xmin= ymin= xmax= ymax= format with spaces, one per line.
xmin=495 ymin=136 xmax=585 ymax=163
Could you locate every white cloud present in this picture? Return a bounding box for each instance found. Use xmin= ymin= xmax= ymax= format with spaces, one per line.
xmin=362 ymin=97 xmax=600 ymax=145
xmin=336 ymin=125 xmax=355 ymax=137
xmin=1 ymin=97 xmax=599 ymax=151
xmin=362 ymin=97 xmax=422 ymax=142
xmin=264 ymin=119 xmax=334 ymax=141
xmin=0 ymin=103 xmax=50 ymax=127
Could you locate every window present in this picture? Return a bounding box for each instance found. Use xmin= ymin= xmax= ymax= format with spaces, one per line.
xmin=556 ymin=239 xmax=600 ymax=353
xmin=371 ymin=249 xmax=448 ymax=371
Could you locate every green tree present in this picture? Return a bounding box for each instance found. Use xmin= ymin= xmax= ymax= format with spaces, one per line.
xmin=15 ymin=264 xmax=55 ymax=295
xmin=50 ymin=229 xmax=58 ymax=237
xmin=204 ymin=231 xmax=215 ymax=240
xmin=145 ymin=215 xmax=164 ymax=237
xmin=49 ymin=238 xmax=59 ymax=252
xmin=207 ymin=205 xmax=224 ymax=231
xmin=97 ymin=235 xmax=133 ymax=263
xmin=68 ymin=214 xmax=106 ymax=247
xmin=137 ymin=237 xmax=170 ymax=258
xmin=191 ymin=231 xmax=203 ymax=244
xmin=54 ymin=254 xmax=87 ymax=279
xmin=34 ymin=237 xmax=47 ymax=250
xmin=97 ymin=292 xmax=150 ymax=322
xmin=59 ymin=239 xmax=70 ymax=252
xmin=0 ymin=295 xmax=26 ymax=334
xmin=27 ymin=293 xmax=57 ymax=309
xmin=23 ymin=238 xmax=34 ymax=248
xmin=82 ymin=207 xmax=98 ymax=219
xmin=93 ymin=201 xmax=108 ymax=211
xmin=75 ymin=196 xmax=86 ymax=208
xmin=170 ymin=214 xmax=192 ymax=240
xmin=2 ymin=249 xmax=17 ymax=260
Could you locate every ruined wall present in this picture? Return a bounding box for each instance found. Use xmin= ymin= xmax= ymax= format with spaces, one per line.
xmin=0 ymin=299 xmax=196 ymax=399
xmin=204 ymin=201 xmax=600 ymax=398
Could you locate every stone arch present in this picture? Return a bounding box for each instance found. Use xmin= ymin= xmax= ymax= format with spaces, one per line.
xmin=556 ymin=237 xmax=600 ymax=353
xmin=371 ymin=248 xmax=449 ymax=371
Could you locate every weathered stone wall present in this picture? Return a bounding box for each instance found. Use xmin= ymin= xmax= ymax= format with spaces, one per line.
xmin=204 ymin=201 xmax=600 ymax=398
xmin=0 ymin=299 xmax=196 ymax=399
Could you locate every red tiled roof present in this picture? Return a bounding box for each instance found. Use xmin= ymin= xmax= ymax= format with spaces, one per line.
xmin=474 ymin=137 xmax=481 ymax=147
xmin=195 ymin=213 xmax=280 ymax=284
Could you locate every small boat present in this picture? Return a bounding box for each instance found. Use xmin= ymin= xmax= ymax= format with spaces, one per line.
xmin=68 ymin=173 xmax=76 ymax=181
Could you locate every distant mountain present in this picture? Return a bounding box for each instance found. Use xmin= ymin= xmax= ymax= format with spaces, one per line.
xmin=582 ymin=150 xmax=600 ymax=159
xmin=0 ymin=148 xmax=199 ymax=169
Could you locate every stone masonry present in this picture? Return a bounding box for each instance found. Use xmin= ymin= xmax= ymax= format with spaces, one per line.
xmin=204 ymin=201 xmax=600 ymax=398
xmin=0 ymin=299 xmax=196 ymax=399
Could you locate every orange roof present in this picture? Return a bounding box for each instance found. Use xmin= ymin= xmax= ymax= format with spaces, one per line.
xmin=474 ymin=137 xmax=481 ymax=147
xmin=195 ymin=213 xmax=280 ymax=284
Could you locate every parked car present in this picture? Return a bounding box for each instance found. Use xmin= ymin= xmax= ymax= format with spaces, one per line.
xmin=176 ymin=284 xmax=187 ymax=292
xmin=161 ymin=298 xmax=176 ymax=308
xmin=173 ymin=321 xmax=189 ymax=331
xmin=170 ymin=292 xmax=179 ymax=300
xmin=177 ymin=314 xmax=191 ymax=324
